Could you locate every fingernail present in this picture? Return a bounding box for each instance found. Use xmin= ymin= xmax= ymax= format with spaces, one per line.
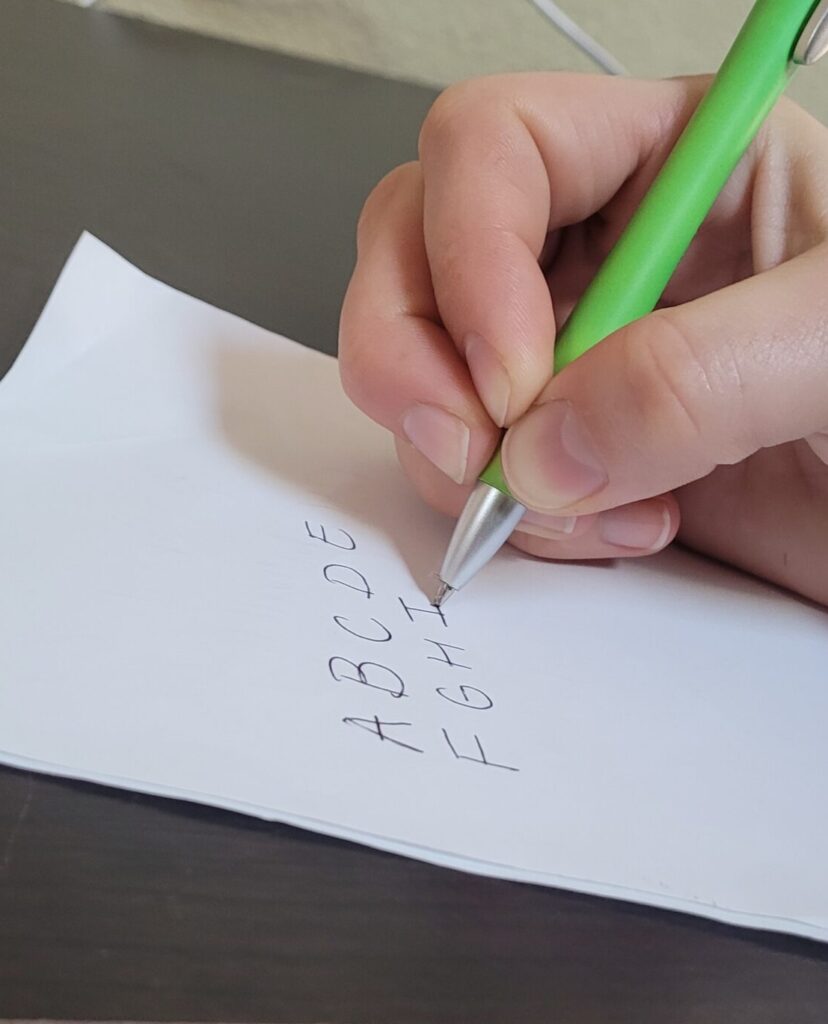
xmin=515 ymin=509 xmax=578 ymax=539
xmin=402 ymin=404 xmax=470 ymax=484
xmin=464 ymin=333 xmax=511 ymax=427
xmin=503 ymin=399 xmax=607 ymax=511
xmin=599 ymin=501 xmax=672 ymax=552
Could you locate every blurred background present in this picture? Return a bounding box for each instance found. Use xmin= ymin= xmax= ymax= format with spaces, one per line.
xmin=58 ymin=0 xmax=827 ymax=121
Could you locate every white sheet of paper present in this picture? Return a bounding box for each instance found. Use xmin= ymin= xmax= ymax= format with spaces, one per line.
xmin=1 ymin=234 xmax=826 ymax=941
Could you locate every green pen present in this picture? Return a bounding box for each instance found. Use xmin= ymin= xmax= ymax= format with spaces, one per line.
xmin=432 ymin=0 xmax=828 ymax=606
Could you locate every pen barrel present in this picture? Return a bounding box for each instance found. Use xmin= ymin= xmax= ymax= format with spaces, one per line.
xmin=479 ymin=0 xmax=818 ymax=494
xmin=552 ymin=0 xmax=818 ymax=372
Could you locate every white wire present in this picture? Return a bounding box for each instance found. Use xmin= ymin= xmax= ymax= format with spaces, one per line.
xmin=527 ymin=0 xmax=627 ymax=75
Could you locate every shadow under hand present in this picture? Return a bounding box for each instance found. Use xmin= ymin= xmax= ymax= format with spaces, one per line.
xmin=212 ymin=338 xmax=450 ymax=595
xmin=211 ymin=336 xmax=809 ymax=614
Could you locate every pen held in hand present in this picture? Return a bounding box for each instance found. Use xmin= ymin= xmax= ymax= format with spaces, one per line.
xmin=433 ymin=0 xmax=828 ymax=606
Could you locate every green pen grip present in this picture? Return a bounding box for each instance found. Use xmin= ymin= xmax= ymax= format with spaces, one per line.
xmin=481 ymin=0 xmax=818 ymax=495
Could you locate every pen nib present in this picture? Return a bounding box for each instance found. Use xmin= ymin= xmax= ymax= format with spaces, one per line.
xmin=431 ymin=579 xmax=454 ymax=608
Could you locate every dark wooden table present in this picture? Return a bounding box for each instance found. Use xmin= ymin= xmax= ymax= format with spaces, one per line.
xmin=1 ymin=2 xmax=827 ymax=1020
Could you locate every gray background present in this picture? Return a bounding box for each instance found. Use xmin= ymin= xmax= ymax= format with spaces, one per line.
xmin=59 ymin=0 xmax=828 ymax=121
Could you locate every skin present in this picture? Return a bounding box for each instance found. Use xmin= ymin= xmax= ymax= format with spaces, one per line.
xmin=339 ymin=74 xmax=828 ymax=608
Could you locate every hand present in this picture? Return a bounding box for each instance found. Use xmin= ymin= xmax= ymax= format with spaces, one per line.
xmin=339 ymin=74 xmax=828 ymax=607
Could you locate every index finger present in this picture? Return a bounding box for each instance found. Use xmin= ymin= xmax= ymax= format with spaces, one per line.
xmin=418 ymin=72 xmax=702 ymax=426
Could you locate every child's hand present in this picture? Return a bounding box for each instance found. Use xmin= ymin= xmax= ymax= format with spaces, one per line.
xmin=339 ymin=74 xmax=828 ymax=606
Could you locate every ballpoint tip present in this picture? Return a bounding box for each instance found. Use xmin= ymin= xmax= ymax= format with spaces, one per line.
xmin=431 ymin=579 xmax=454 ymax=608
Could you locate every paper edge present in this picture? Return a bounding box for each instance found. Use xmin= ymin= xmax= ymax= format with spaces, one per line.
xmin=1 ymin=750 xmax=824 ymax=945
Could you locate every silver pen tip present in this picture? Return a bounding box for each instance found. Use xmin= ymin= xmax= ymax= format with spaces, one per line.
xmin=431 ymin=579 xmax=454 ymax=608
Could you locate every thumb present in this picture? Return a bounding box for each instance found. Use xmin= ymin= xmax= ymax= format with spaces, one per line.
xmin=501 ymin=245 xmax=828 ymax=514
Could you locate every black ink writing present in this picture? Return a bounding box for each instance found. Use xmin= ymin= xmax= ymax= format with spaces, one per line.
xmin=442 ymin=728 xmax=518 ymax=771
xmin=323 ymin=563 xmax=373 ymax=599
xmin=398 ymin=596 xmax=447 ymax=628
xmin=305 ymin=515 xmax=519 ymax=774
xmin=436 ymin=684 xmax=493 ymax=711
xmin=305 ymin=521 xmax=356 ymax=550
xmin=425 ymin=639 xmax=470 ymax=670
xmin=333 ymin=616 xmax=392 ymax=643
xmin=329 ymin=658 xmax=407 ymax=698
xmin=343 ymin=716 xmax=423 ymax=752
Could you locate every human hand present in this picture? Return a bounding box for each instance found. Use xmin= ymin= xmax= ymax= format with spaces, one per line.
xmin=339 ymin=74 xmax=828 ymax=607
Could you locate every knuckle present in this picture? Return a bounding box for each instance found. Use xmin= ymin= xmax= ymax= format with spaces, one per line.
xmin=623 ymin=313 xmax=733 ymax=456
xmin=337 ymin=287 xmax=377 ymax=412
xmin=337 ymin=315 xmax=374 ymax=411
xmin=338 ymin=351 xmax=372 ymax=415
xmin=355 ymin=162 xmax=419 ymax=252
xmin=419 ymin=79 xmax=528 ymax=176
xmin=418 ymin=80 xmax=488 ymax=162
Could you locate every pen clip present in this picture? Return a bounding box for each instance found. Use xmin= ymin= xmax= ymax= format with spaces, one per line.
xmin=793 ymin=0 xmax=828 ymax=64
